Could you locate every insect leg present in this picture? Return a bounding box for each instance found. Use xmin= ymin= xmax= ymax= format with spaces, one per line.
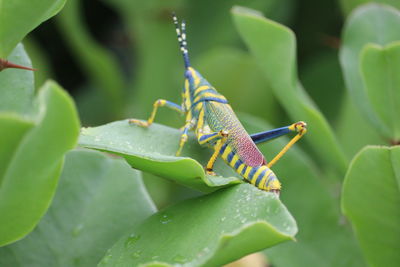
xmin=203 ymin=131 xmax=229 ymax=175
xmin=129 ymin=99 xmax=183 ymax=127
xmin=251 ymin=121 xmax=307 ymax=144
xmin=266 ymin=122 xmax=307 ymax=168
xmin=176 ymin=120 xmax=195 ymax=156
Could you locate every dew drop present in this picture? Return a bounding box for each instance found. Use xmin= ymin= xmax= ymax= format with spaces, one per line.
xmin=160 ymin=214 xmax=172 ymax=224
xmin=124 ymin=234 xmax=140 ymax=248
xmin=173 ymin=254 xmax=187 ymax=263
xmin=130 ymin=250 xmax=142 ymax=259
xmin=100 ymin=253 xmax=112 ymax=264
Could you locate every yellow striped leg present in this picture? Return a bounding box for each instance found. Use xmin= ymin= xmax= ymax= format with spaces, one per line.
xmin=204 ymin=131 xmax=228 ymax=175
xmin=267 ymin=124 xmax=307 ymax=168
xmin=129 ymin=99 xmax=183 ymax=127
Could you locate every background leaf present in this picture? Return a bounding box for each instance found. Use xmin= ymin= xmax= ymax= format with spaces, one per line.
xmin=0 ymin=81 xmax=80 ymax=246
xmin=0 ymin=149 xmax=156 ymax=267
xmin=232 ymin=6 xmax=348 ymax=175
xmin=0 ymin=44 xmax=34 ymax=114
xmin=0 ymin=0 xmax=66 ymax=57
xmin=339 ymin=3 xmax=400 ymax=138
xmin=340 ymin=0 xmax=400 ymax=16
xmin=342 ymin=146 xmax=400 ymax=267
xmin=360 ymin=42 xmax=400 ymax=141
xmin=99 ymin=184 xmax=296 ymax=267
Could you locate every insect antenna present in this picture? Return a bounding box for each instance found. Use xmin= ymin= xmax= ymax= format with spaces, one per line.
xmin=172 ymin=13 xmax=190 ymax=69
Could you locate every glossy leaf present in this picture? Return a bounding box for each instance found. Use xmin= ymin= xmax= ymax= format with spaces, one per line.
xmin=360 ymin=42 xmax=400 ymax=140
xmin=339 ymin=3 xmax=400 ymax=138
xmin=99 ymin=184 xmax=296 ymax=267
xmin=232 ymin=6 xmax=348 ymax=175
xmin=342 ymin=146 xmax=400 ymax=267
xmin=0 ymin=81 xmax=80 ymax=246
xmin=0 ymin=149 xmax=156 ymax=267
xmin=0 ymin=44 xmax=34 ymax=114
xmin=0 ymin=0 xmax=66 ymax=57
xmin=79 ymin=120 xmax=242 ymax=193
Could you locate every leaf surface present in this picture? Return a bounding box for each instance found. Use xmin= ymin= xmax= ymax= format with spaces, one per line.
xmin=0 ymin=81 xmax=80 ymax=246
xmin=99 ymin=184 xmax=296 ymax=267
xmin=339 ymin=3 xmax=400 ymax=138
xmin=342 ymin=146 xmax=400 ymax=267
xmin=0 ymin=149 xmax=156 ymax=267
xmin=0 ymin=0 xmax=66 ymax=57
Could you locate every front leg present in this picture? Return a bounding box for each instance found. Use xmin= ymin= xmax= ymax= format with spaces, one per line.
xmin=129 ymin=99 xmax=183 ymax=127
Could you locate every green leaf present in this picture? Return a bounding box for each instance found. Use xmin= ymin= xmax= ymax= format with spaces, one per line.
xmin=99 ymin=184 xmax=296 ymax=267
xmin=0 ymin=149 xmax=156 ymax=266
xmin=0 ymin=81 xmax=80 ymax=246
xmin=0 ymin=0 xmax=66 ymax=57
xmin=79 ymin=120 xmax=242 ymax=193
xmin=232 ymin=6 xmax=348 ymax=175
xmin=0 ymin=115 xmax=34 ymax=185
xmin=339 ymin=3 xmax=400 ymax=138
xmin=239 ymin=114 xmax=365 ymax=267
xmin=0 ymin=44 xmax=34 ymax=114
xmin=340 ymin=0 xmax=400 ymax=16
xmin=360 ymin=42 xmax=400 ymax=140
xmin=342 ymin=146 xmax=400 ymax=267
xmin=335 ymin=95 xmax=385 ymax=159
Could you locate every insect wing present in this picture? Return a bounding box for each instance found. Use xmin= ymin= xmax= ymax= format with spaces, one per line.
xmin=204 ymin=101 xmax=264 ymax=167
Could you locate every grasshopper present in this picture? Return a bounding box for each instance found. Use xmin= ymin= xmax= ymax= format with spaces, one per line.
xmin=129 ymin=14 xmax=307 ymax=195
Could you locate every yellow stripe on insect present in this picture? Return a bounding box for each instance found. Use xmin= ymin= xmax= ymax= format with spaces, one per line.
xmin=251 ymin=167 xmax=265 ymax=184
xmin=237 ymin=164 xmax=245 ymax=174
xmin=188 ymin=67 xmax=200 ymax=86
xmin=229 ymin=155 xmax=240 ymax=167
xmin=193 ymin=93 xmax=226 ymax=103
xmin=244 ymin=166 xmax=252 ymax=179
xmin=194 ymin=85 xmax=210 ymax=95
xmin=197 ymin=107 xmax=205 ymax=129
xmin=259 ymin=169 xmax=272 ymax=190
xmin=222 ymin=145 xmax=232 ymax=159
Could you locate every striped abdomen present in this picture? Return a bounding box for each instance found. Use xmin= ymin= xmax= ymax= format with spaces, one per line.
xmin=219 ymin=143 xmax=281 ymax=192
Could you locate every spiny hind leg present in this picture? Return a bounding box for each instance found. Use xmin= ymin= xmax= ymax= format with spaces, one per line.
xmin=129 ymin=99 xmax=183 ymax=127
xmin=200 ymin=130 xmax=229 ymax=175
xmin=267 ymin=122 xmax=307 ymax=168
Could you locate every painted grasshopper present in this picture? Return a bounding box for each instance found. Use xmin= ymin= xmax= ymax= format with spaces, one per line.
xmin=129 ymin=14 xmax=307 ymax=195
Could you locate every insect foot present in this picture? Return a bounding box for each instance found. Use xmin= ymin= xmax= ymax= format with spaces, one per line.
xmin=205 ymin=168 xmax=216 ymax=176
xmin=294 ymin=121 xmax=307 ymax=134
xmin=128 ymin=119 xmax=150 ymax=127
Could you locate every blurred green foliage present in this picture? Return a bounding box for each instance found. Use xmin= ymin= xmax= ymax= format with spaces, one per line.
xmin=0 ymin=0 xmax=399 ymax=266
